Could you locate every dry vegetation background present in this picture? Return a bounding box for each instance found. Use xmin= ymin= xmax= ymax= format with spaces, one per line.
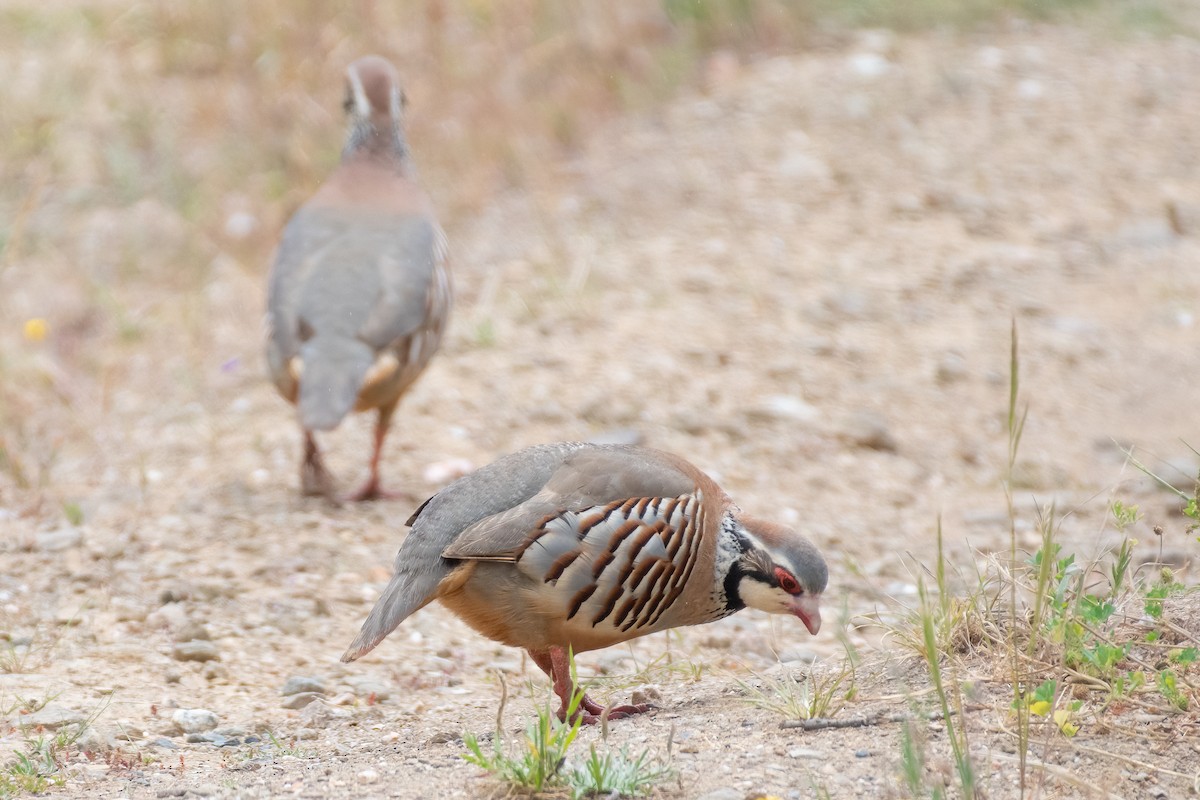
xmin=2 ymin=1 xmax=1200 ymax=798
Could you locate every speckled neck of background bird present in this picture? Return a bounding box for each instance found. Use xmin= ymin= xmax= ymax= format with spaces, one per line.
xmin=342 ymin=110 xmax=410 ymax=168
xmin=341 ymin=58 xmax=411 ymax=170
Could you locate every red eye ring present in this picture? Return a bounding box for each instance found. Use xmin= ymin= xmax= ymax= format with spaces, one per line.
xmin=774 ymin=567 xmax=802 ymax=595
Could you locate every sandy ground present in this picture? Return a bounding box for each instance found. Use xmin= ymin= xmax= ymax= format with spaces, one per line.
xmin=2 ymin=21 xmax=1200 ymax=800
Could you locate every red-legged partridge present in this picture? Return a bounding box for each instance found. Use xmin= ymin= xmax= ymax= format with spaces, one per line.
xmin=343 ymin=443 xmax=828 ymax=724
xmin=266 ymin=56 xmax=451 ymax=501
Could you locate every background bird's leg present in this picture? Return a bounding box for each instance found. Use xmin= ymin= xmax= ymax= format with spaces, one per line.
xmin=545 ymin=646 xmax=652 ymax=724
xmin=301 ymin=431 xmax=336 ymax=498
xmin=345 ymin=400 xmax=404 ymax=502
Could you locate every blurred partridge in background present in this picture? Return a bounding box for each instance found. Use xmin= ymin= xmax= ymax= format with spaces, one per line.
xmin=343 ymin=442 xmax=827 ymax=723
xmin=266 ymin=55 xmax=451 ymax=501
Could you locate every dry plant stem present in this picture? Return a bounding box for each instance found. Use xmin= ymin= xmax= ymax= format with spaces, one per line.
xmin=1160 ymin=618 xmax=1200 ymax=647
xmin=1005 ymin=318 xmax=1030 ymax=796
xmin=998 ymin=720 xmax=1200 ymax=783
xmin=494 ymin=670 xmax=508 ymax=735
xmin=779 ymin=706 xmax=982 ymax=731
xmin=990 ymin=751 xmax=1129 ymax=800
xmin=1066 ymin=741 xmax=1200 ymax=783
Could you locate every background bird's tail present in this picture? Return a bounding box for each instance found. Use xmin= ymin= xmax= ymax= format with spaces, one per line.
xmin=297 ymin=335 xmax=375 ymax=431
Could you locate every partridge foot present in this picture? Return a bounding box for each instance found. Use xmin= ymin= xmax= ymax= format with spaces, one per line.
xmin=559 ymin=694 xmax=652 ymax=725
xmin=538 ymin=647 xmax=654 ymax=725
xmin=343 ymin=477 xmax=409 ymax=503
xmin=301 ymin=435 xmax=337 ymax=500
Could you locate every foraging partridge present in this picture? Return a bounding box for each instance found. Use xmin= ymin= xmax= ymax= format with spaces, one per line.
xmin=343 ymin=443 xmax=828 ymax=723
xmin=266 ymin=56 xmax=451 ymax=501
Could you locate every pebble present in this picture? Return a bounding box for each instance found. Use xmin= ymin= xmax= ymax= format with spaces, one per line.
xmin=171 ymin=708 xmax=219 ymax=734
xmin=281 ymin=692 xmax=323 ymax=710
xmin=840 ymin=410 xmax=898 ymax=452
xmin=746 ymin=395 xmax=820 ymax=424
xmin=16 ymin=705 xmax=86 ymax=730
xmin=281 ymin=676 xmax=326 ymax=696
xmin=35 ymin=527 xmax=83 ymax=552
xmin=1152 ymin=457 xmax=1199 ymax=492
xmin=848 ymin=52 xmax=891 ymax=79
xmin=174 ymin=622 xmax=211 ymax=643
xmin=298 ymin=699 xmax=351 ymax=728
xmin=778 ymin=649 xmax=818 ymax=664
xmin=147 ymin=603 xmax=189 ymax=631
xmin=150 ymin=737 xmax=179 ymax=749
xmin=357 ymin=768 xmax=380 ymax=784
xmin=697 ymin=790 xmax=742 ymax=800
xmin=855 ymin=748 xmax=871 ymax=758
xmin=346 ymin=677 xmax=391 ymax=701
xmin=630 ymin=686 xmax=663 ymax=706
xmin=788 ymin=748 xmax=824 ymax=759
xmin=587 ymin=428 xmax=643 ymax=446
xmin=185 ymin=733 xmax=227 ymax=745
xmin=172 ymin=640 xmax=220 ymax=662
xmin=422 ymin=458 xmax=474 ymax=486
xmin=936 ymin=352 xmax=968 ymax=384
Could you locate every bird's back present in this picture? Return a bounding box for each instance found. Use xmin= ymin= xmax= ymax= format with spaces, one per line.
xmin=265 ymin=162 xmax=450 ymax=430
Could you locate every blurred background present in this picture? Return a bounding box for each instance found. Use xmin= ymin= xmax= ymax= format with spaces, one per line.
xmin=1 ymin=0 xmax=1199 ymax=794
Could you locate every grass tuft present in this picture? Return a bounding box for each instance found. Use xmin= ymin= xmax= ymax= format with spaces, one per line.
xmin=462 ymin=651 xmax=673 ymax=798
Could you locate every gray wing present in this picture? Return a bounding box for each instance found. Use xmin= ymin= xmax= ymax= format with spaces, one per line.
xmin=354 ymin=215 xmax=440 ymax=349
xmin=265 ymin=208 xmax=335 ymax=378
xmin=266 ymin=208 xmax=437 ymax=367
xmin=442 ymin=445 xmax=698 ymax=560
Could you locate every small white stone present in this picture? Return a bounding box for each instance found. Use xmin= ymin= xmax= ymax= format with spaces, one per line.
xmin=357 ymin=768 xmax=379 ymax=784
xmin=1017 ymin=78 xmax=1045 ymax=100
xmin=224 ymin=212 xmax=258 ymax=240
xmin=977 ymin=46 xmax=1005 ymax=69
xmin=422 ymin=458 xmax=474 ymax=486
xmin=848 ymin=52 xmax=890 ymax=79
xmin=171 ymin=708 xmax=219 ymax=734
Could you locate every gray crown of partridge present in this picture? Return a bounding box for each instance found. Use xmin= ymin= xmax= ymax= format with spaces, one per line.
xmin=266 ymin=55 xmax=451 ymax=501
xmin=343 ymin=443 xmax=828 ymax=724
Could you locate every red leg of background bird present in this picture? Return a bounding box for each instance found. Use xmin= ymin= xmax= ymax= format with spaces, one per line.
xmin=344 ymin=404 xmax=405 ymax=502
xmin=545 ymin=646 xmax=651 ymax=724
xmin=301 ymin=431 xmax=336 ymax=499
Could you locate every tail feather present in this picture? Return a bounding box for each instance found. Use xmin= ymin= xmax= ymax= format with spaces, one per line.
xmin=341 ymin=572 xmax=428 ymax=662
xmin=298 ymin=336 xmax=376 ymax=431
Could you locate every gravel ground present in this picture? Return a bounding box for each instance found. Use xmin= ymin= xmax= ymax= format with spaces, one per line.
xmin=2 ymin=22 xmax=1200 ymax=800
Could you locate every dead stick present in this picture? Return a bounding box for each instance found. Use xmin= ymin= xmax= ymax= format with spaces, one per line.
xmin=781 ymin=711 xmax=938 ymax=731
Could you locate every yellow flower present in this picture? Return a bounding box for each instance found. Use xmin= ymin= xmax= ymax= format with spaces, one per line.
xmin=23 ymin=318 xmax=48 ymax=342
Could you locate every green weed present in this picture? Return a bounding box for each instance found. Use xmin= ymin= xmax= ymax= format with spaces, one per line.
xmin=462 ymin=652 xmax=672 ymax=798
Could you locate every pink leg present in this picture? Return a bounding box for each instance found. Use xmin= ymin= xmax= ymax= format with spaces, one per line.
xmin=529 ymin=648 xmax=652 ymax=725
xmin=301 ymin=432 xmax=336 ymax=499
xmin=344 ymin=404 xmax=408 ymax=502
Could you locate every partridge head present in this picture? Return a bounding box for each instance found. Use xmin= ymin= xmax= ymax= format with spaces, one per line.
xmin=266 ymin=56 xmax=451 ymax=502
xmin=343 ymin=443 xmax=828 ymax=723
